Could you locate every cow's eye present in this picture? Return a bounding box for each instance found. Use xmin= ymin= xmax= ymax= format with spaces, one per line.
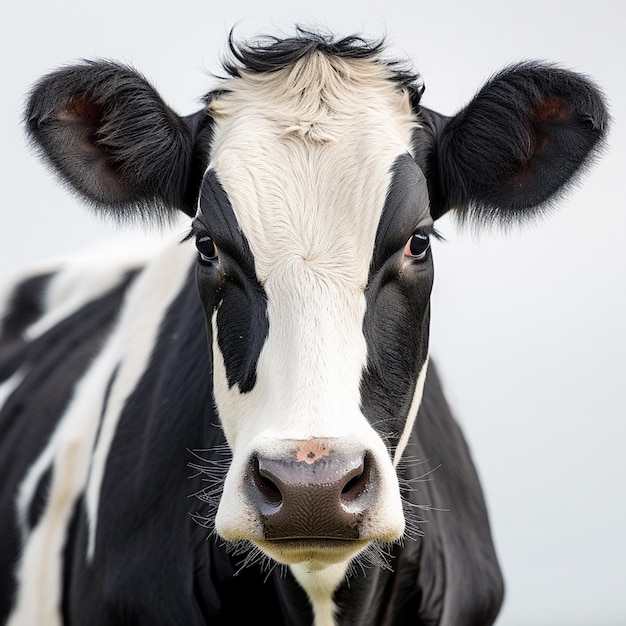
xmin=404 ymin=232 xmax=430 ymax=260
xmin=196 ymin=234 xmax=218 ymax=264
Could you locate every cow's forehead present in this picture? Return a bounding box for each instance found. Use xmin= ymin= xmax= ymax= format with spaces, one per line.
xmin=204 ymin=53 xmax=421 ymax=284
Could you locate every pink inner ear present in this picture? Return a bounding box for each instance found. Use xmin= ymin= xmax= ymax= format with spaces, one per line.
xmin=533 ymin=96 xmax=571 ymax=123
xmin=57 ymin=96 xmax=105 ymax=125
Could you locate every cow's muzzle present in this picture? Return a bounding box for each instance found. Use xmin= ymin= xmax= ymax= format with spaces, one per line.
xmin=246 ymin=445 xmax=377 ymax=541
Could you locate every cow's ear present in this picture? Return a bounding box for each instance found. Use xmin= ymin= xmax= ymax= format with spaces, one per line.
xmin=425 ymin=62 xmax=609 ymax=224
xmin=25 ymin=60 xmax=211 ymax=222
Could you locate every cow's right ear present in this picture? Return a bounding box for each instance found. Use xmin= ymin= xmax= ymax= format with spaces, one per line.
xmin=25 ymin=60 xmax=212 ymax=223
xmin=420 ymin=62 xmax=609 ymax=225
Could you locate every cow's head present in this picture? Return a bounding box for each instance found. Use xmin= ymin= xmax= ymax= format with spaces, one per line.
xmin=25 ymin=32 xmax=607 ymax=580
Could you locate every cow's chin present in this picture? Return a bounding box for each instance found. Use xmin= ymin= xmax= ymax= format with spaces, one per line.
xmin=253 ymin=538 xmax=370 ymax=569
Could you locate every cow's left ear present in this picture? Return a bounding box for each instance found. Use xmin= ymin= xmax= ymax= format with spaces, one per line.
xmin=25 ymin=60 xmax=212 ymax=222
xmin=423 ymin=62 xmax=609 ymax=223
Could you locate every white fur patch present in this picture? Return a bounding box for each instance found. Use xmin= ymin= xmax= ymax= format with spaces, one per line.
xmin=0 ymin=370 xmax=25 ymax=414
xmin=26 ymin=230 xmax=182 ymax=341
xmin=207 ymin=53 xmax=423 ymax=622
xmin=393 ymin=357 xmax=429 ymax=467
xmin=291 ymin=562 xmax=351 ymax=626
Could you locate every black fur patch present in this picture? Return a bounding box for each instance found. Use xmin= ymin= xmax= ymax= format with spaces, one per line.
xmin=26 ymin=465 xmax=52 ymax=532
xmin=361 ymin=155 xmax=433 ymax=452
xmin=194 ymin=171 xmax=268 ymax=393
xmin=0 ymin=271 xmax=54 ymax=383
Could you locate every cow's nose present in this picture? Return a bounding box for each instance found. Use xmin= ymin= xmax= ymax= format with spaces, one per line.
xmin=246 ymin=450 xmax=376 ymax=540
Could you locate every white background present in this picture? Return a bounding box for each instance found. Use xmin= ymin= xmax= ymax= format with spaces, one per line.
xmin=1 ymin=1 xmax=624 ymax=624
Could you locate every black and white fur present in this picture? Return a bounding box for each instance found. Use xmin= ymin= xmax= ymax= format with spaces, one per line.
xmin=0 ymin=29 xmax=607 ymax=625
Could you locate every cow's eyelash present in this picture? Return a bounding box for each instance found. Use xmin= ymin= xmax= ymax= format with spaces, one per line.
xmin=415 ymin=224 xmax=444 ymax=242
xmin=181 ymin=224 xmax=209 ymax=244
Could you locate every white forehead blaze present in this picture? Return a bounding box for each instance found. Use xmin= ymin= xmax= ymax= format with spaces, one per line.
xmin=208 ymin=53 xmax=417 ymax=281
xmin=207 ymin=53 xmax=419 ymax=451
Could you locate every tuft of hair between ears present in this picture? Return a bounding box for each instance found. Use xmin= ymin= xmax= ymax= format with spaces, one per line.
xmin=219 ymin=25 xmax=424 ymax=93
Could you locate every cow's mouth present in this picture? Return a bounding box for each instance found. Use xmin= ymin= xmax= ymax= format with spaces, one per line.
xmin=254 ymin=537 xmax=370 ymax=567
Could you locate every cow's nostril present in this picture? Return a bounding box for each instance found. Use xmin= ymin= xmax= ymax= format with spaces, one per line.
xmin=257 ymin=473 xmax=282 ymax=506
xmin=341 ymin=453 xmax=372 ymax=504
xmin=251 ymin=455 xmax=283 ymax=508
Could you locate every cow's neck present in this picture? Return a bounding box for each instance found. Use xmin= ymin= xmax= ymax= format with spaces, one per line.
xmin=290 ymin=562 xmax=350 ymax=626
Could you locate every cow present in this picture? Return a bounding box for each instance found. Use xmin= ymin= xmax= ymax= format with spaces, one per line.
xmin=0 ymin=29 xmax=608 ymax=626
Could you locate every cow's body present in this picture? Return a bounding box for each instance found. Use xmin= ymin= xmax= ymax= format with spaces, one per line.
xmin=0 ymin=30 xmax=607 ymax=625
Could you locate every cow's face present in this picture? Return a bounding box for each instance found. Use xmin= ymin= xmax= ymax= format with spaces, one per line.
xmin=193 ymin=55 xmax=432 ymax=569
